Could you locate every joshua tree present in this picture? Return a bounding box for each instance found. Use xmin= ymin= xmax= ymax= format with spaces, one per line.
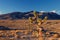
xmin=29 ymin=17 xmax=33 ymax=24
xmin=33 ymin=11 xmax=38 ymax=18
xmin=28 ymin=11 xmax=48 ymax=39
xmin=33 ymin=11 xmax=39 ymax=24
xmin=42 ymin=16 xmax=48 ymax=23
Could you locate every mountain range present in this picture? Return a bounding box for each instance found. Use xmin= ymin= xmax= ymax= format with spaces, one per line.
xmin=0 ymin=11 xmax=60 ymax=20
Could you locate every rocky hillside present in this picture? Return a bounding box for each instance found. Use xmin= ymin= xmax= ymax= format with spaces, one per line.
xmin=0 ymin=11 xmax=60 ymax=20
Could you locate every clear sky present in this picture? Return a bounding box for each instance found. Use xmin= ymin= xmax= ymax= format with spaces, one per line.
xmin=0 ymin=0 xmax=60 ymax=14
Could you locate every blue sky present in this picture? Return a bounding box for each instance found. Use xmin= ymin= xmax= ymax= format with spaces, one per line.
xmin=0 ymin=0 xmax=60 ymax=14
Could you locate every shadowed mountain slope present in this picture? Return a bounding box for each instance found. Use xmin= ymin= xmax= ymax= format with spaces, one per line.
xmin=0 ymin=11 xmax=60 ymax=20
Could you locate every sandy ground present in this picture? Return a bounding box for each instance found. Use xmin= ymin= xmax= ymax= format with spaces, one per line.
xmin=0 ymin=20 xmax=60 ymax=33
xmin=0 ymin=20 xmax=60 ymax=40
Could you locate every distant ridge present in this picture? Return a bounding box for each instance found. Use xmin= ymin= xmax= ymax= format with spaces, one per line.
xmin=0 ymin=11 xmax=60 ymax=20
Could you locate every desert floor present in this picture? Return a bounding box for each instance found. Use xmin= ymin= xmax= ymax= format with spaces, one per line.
xmin=0 ymin=20 xmax=60 ymax=40
xmin=0 ymin=20 xmax=60 ymax=32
